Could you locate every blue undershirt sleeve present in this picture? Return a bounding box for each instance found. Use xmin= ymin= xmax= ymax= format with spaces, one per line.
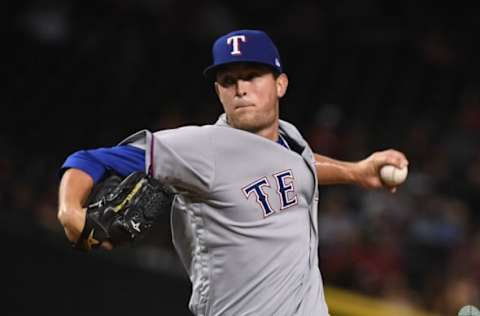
xmin=61 ymin=145 xmax=145 ymax=183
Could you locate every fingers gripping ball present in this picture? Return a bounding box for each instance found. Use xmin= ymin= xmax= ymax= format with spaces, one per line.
xmin=75 ymin=172 xmax=174 ymax=251
xmin=379 ymin=165 xmax=408 ymax=187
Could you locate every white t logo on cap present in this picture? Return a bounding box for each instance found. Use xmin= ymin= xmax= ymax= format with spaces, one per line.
xmin=227 ymin=35 xmax=246 ymax=55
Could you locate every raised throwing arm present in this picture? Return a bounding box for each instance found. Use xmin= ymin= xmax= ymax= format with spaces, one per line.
xmin=314 ymin=149 xmax=409 ymax=192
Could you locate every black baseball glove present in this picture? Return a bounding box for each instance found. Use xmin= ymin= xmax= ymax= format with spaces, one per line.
xmin=74 ymin=171 xmax=174 ymax=251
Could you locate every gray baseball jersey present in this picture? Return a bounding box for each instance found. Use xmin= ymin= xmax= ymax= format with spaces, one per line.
xmin=122 ymin=114 xmax=329 ymax=316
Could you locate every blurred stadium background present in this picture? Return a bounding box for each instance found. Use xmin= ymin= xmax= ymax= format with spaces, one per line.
xmin=5 ymin=0 xmax=480 ymax=315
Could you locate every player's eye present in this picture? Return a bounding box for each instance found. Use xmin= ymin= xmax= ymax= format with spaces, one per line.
xmin=218 ymin=76 xmax=236 ymax=87
xmin=241 ymin=72 xmax=259 ymax=81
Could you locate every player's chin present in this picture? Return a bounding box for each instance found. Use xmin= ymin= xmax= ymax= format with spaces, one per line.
xmin=230 ymin=117 xmax=254 ymax=130
xmin=235 ymin=119 xmax=269 ymax=134
xmin=230 ymin=111 xmax=255 ymax=125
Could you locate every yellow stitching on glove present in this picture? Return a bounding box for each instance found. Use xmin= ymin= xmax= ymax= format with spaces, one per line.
xmin=113 ymin=179 xmax=146 ymax=213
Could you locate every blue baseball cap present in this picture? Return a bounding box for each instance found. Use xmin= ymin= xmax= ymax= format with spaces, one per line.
xmin=203 ymin=29 xmax=283 ymax=80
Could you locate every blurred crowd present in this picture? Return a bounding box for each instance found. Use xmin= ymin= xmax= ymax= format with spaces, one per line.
xmin=5 ymin=0 xmax=480 ymax=315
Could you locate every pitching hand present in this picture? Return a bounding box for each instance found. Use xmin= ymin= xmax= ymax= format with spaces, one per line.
xmin=353 ymin=149 xmax=409 ymax=193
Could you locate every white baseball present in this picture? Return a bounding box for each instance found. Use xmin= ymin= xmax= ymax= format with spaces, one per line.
xmin=379 ymin=165 xmax=408 ymax=186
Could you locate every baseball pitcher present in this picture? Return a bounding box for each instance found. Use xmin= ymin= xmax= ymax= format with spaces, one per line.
xmin=57 ymin=29 xmax=408 ymax=316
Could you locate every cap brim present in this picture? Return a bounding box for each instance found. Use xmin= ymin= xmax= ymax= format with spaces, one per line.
xmin=203 ymin=64 xmax=222 ymax=81
xmin=203 ymin=61 xmax=281 ymax=82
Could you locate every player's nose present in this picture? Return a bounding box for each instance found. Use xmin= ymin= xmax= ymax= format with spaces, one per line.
xmin=235 ymin=79 xmax=249 ymax=96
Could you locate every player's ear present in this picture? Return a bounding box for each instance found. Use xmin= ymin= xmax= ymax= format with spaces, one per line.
xmin=214 ymin=82 xmax=228 ymax=108
xmin=214 ymin=82 xmax=223 ymax=102
xmin=276 ymin=73 xmax=288 ymax=98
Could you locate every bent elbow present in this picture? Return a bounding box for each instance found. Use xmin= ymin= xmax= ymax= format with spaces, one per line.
xmin=57 ymin=207 xmax=70 ymax=228
xmin=57 ymin=206 xmax=84 ymax=243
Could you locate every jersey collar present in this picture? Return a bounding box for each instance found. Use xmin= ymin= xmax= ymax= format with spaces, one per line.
xmin=215 ymin=113 xmax=294 ymax=150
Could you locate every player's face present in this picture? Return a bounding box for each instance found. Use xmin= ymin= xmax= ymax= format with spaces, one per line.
xmin=214 ymin=63 xmax=288 ymax=135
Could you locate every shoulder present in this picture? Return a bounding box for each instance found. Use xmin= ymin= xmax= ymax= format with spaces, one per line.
xmin=118 ymin=125 xmax=217 ymax=146
xmin=153 ymin=124 xmax=214 ymax=137
xmin=152 ymin=125 xmax=220 ymax=144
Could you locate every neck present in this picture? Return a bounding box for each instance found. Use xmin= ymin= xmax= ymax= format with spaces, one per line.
xmin=224 ymin=111 xmax=280 ymax=141
xmin=254 ymin=120 xmax=279 ymax=141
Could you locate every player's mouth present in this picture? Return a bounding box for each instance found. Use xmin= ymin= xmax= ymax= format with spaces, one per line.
xmin=234 ymin=103 xmax=254 ymax=110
